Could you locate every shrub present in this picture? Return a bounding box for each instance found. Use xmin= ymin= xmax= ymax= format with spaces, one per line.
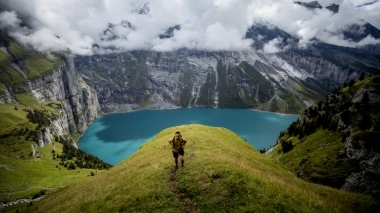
xmin=281 ymin=140 xmax=294 ymax=153
xmin=68 ymin=162 xmax=76 ymax=170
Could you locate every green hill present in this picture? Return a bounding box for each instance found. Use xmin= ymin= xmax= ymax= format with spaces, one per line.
xmin=23 ymin=125 xmax=377 ymax=213
xmin=269 ymin=74 xmax=380 ymax=194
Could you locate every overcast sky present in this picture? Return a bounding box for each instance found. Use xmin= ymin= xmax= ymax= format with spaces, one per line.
xmin=0 ymin=0 xmax=379 ymax=55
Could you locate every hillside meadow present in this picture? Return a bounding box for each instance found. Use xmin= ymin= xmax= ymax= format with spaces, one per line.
xmin=0 ymin=102 xmax=107 ymax=212
xmin=23 ymin=124 xmax=378 ymax=213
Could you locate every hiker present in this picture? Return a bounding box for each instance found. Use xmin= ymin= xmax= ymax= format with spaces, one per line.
xmin=168 ymin=131 xmax=187 ymax=169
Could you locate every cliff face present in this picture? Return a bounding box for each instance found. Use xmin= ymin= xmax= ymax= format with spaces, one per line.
xmin=74 ymin=50 xmax=364 ymax=114
xmin=0 ymin=39 xmax=99 ymax=146
xmin=26 ymin=55 xmax=98 ymax=135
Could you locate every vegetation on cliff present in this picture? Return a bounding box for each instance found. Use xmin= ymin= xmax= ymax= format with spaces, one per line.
xmin=269 ymin=74 xmax=380 ymax=194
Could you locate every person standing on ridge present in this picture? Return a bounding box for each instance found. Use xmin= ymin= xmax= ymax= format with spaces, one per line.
xmin=168 ymin=131 xmax=187 ymax=169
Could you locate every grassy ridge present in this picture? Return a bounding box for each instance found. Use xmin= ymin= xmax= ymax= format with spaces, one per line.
xmin=26 ymin=124 xmax=377 ymax=213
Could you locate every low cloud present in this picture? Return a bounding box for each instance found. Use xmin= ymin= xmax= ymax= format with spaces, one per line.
xmin=0 ymin=0 xmax=379 ymax=55
xmin=262 ymin=37 xmax=289 ymax=54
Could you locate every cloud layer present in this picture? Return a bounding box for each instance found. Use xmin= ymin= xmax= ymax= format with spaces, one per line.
xmin=0 ymin=0 xmax=379 ymax=55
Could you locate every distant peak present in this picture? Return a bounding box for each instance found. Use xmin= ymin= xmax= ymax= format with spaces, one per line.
xmin=159 ymin=25 xmax=181 ymax=39
xmin=131 ymin=2 xmax=150 ymax=15
xmin=294 ymin=1 xmax=322 ymax=9
xmin=101 ymin=20 xmax=135 ymax=41
xmin=326 ymin=3 xmax=339 ymax=14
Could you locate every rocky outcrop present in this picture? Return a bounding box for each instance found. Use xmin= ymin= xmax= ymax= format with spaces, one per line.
xmin=0 ymin=83 xmax=12 ymax=103
xmin=24 ymin=54 xmax=99 ymax=136
xmin=342 ymin=171 xmax=380 ymax=192
xmin=342 ymin=134 xmax=380 ymax=192
xmin=36 ymin=127 xmax=53 ymax=147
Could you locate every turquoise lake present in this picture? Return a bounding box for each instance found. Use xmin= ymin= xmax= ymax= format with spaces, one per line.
xmin=78 ymin=108 xmax=299 ymax=165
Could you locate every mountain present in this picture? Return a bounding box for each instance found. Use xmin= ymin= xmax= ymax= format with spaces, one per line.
xmin=269 ymin=74 xmax=380 ymax=193
xmin=326 ymin=3 xmax=339 ymax=13
xmin=294 ymin=1 xmax=322 ymax=9
xmin=73 ymin=10 xmax=380 ymax=114
xmin=0 ymin=33 xmax=111 ymax=207
xmin=159 ymin=25 xmax=181 ymax=39
xmin=23 ymin=125 xmax=379 ymax=213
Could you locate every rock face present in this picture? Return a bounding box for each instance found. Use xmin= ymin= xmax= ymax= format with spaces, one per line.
xmin=0 ymin=46 xmax=99 ymax=146
xmin=73 ymin=20 xmax=380 ymax=115
xmin=25 ymin=54 xmax=99 ymax=136
xmin=75 ymin=46 xmax=377 ymax=114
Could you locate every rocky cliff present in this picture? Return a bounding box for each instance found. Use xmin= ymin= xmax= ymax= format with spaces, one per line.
xmin=0 ymin=35 xmax=99 ymax=146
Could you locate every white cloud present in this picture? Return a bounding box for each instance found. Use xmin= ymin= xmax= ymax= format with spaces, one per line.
xmin=262 ymin=37 xmax=289 ymax=54
xmin=0 ymin=0 xmax=379 ymax=55
xmin=0 ymin=11 xmax=21 ymax=29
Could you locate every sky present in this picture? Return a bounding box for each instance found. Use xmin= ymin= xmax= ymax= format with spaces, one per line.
xmin=0 ymin=0 xmax=379 ymax=55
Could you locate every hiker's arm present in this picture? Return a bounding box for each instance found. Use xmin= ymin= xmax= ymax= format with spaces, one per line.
xmin=182 ymin=139 xmax=187 ymax=147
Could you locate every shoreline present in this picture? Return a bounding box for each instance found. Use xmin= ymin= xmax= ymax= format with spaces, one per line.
xmin=74 ymin=106 xmax=300 ymax=144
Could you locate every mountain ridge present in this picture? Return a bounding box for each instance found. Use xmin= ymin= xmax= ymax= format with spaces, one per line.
xmin=24 ymin=124 xmax=379 ymax=213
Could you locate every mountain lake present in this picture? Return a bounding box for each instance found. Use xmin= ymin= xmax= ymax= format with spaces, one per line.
xmin=78 ymin=108 xmax=299 ymax=165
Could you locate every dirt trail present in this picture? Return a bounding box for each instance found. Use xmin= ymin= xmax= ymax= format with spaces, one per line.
xmin=168 ymin=166 xmax=201 ymax=213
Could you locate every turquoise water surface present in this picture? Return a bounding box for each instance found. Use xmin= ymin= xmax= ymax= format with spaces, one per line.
xmin=78 ymin=108 xmax=299 ymax=165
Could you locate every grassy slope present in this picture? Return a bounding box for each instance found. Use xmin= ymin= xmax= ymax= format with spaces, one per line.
xmin=268 ymin=75 xmax=380 ymax=190
xmin=0 ymin=103 xmax=105 ymax=204
xmin=267 ymin=129 xmax=358 ymax=187
xmin=26 ymin=124 xmax=377 ymax=213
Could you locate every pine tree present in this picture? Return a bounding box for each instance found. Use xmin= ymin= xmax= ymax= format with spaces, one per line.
xmin=359 ymin=72 xmax=365 ymax=81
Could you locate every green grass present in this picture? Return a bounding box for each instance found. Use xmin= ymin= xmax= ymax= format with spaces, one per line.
xmin=341 ymin=74 xmax=380 ymax=100
xmin=0 ymin=104 xmax=31 ymax=135
xmin=0 ymin=50 xmax=26 ymax=86
xmin=0 ymin=101 xmax=106 ymax=210
xmin=9 ymin=42 xmax=28 ymax=58
xmin=25 ymin=56 xmax=57 ymax=80
xmin=0 ymin=40 xmax=62 ymax=88
xmin=24 ymin=124 xmax=378 ymax=213
xmin=277 ymin=88 xmax=305 ymax=114
xmin=0 ymin=49 xmax=9 ymax=63
xmin=0 ymin=141 xmax=103 ymax=203
xmin=268 ymin=129 xmax=360 ymax=187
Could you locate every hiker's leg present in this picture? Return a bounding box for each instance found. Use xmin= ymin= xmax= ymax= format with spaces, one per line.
xmin=179 ymin=149 xmax=185 ymax=167
xmin=173 ymin=152 xmax=178 ymax=164
xmin=179 ymin=155 xmax=184 ymax=167
xmin=172 ymin=152 xmax=179 ymax=168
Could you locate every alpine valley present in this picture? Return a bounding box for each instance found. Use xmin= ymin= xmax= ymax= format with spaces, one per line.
xmin=0 ymin=1 xmax=380 ymax=212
